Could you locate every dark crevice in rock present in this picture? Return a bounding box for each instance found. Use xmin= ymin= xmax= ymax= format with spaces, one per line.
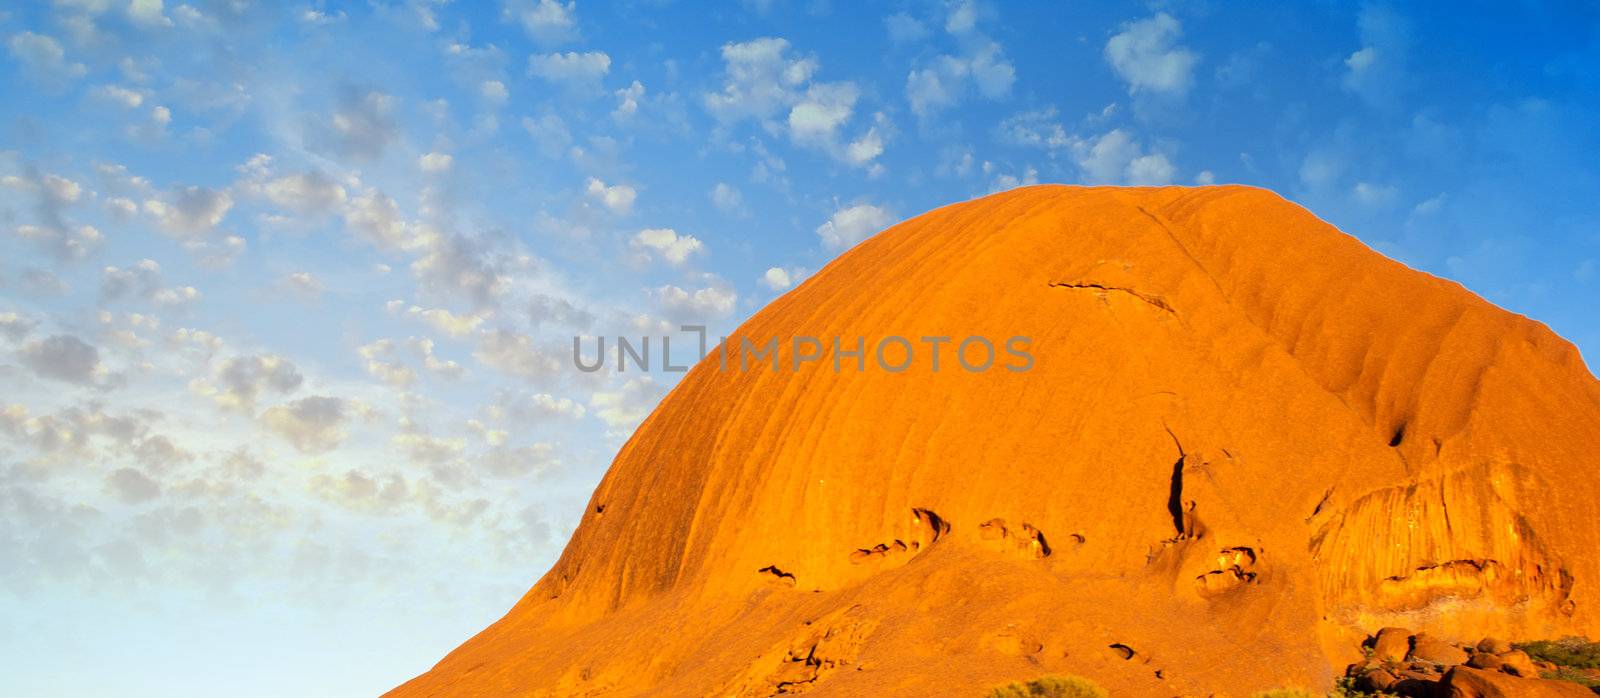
xmin=1049 ymin=281 xmax=1175 ymax=314
xmin=759 ymin=565 xmax=797 ymax=587
xmin=1390 ymin=422 xmax=1408 ymax=447
xmin=1167 ymin=456 xmax=1187 ymax=536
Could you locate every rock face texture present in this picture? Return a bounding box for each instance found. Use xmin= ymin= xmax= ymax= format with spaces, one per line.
xmin=390 ymin=185 xmax=1600 ymax=696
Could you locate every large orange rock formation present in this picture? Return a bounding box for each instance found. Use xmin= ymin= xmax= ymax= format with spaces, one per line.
xmin=391 ymin=186 xmax=1600 ymax=696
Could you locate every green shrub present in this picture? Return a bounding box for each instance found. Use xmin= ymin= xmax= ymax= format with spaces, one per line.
xmin=1516 ymin=636 xmax=1600 ymax=670
xmin=987 ymin=674 xmax=1108 ymax=698
xmin=1540 ymin=666 xmax=1600 ymax=689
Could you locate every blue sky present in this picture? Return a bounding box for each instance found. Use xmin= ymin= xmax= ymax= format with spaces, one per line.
xmin=1 ymin=1 xmax=1596 ymax=696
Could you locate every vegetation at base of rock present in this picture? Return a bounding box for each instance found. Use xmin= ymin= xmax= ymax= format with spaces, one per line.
xmin=1251 ymin=683 xmax=1375 ymax=698
xmin=987 ymin=674 xmax=1108 ymax=698
xmin=1540 ymin=666 xmax=1600 ymax=690
xmin=1518 ymin=637 xmax=1600 ymax=670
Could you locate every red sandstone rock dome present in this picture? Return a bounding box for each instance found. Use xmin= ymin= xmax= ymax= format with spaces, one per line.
xmin=390 ymin=185 xmax=1600 ymax=696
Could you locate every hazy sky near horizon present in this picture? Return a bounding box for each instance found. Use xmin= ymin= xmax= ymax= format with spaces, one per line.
xmin=1 ymin=1 xmax=1597 ymax=696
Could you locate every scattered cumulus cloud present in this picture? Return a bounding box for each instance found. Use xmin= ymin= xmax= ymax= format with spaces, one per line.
xmin=885 ymin=13 xmax=930 ymax=43
xmin=8 ymin=31 xmax=86 ymax=83
xmin=703 ymin=37 xmax=884 ymax=167
xmin=190 ymin=354 xmax=304 ymax=412
xmin=503 ymin=0 xmax=578 ymax=45
xmin=18 ymin=334 xmax=103 ymax=385
xmin=260 ymin=395 xmax=360 ymax=454
xmin=709 ymin=182 xmax=743 ymax=214
xmin=1342 ymin=4 xmax=1411 ymax=106
xmin=1104 ymin=13 xmax=1199 ymax=97
xmin=420 ymin=152 xmax=454 ymax=173
xmin=759 ymin=266 xmax=808 ymax=291
xmin=816 ymin=203 xmax=893 ymax=250
xmin=143 ymin=186 xmax=234 ymax=237
xmin=324 ymin=90 xmax=398 ymax=160
xmin=1072 ymin=129 xmax=1176 ymax=185
xmin=528 ymin=51 xmax=611 ymax=89
xmin=654 ymin=277 xmax=737 ymax=318
xmin=631 ymin=228 xmax=704 ymax=266
xmin=612 ymin=80 xmax=644 ymax=120
xmin=584 ymin=177 xmax=636 ymax=214
xmin=905 ymin=41 xmax=1015 ymax=118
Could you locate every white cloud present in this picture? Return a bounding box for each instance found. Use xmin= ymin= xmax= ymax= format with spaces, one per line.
xmin=142 ymin=186 xmax=234 ymax=237
xmin=985 ymin=162 xmax=1039 ymax=192
xmin=0 ymin=311 xmax=36 ymax=342
xmin=613 ymin=80 xmax=644 ymax=119
xmin=655 ymin=278 xmax=736 ymax=318
xmin=1104 ymin=13 xmax=1199 ymax=96
xmin=17 ymin=334 xmax=102 ymax=384
xmin=788 ymin=82 xmax=858 ymax=144
xmin=1126 ymin=154 xmax=1176 ymax=185
xmin=760 ymin=266 xmax=808 ymax=291
xmin=1353 ymin=181 xmax=1399 ymax=206
xmin=1412 ymin=193 xmax=1446 ymax=216
xmin=473 ymin=329 xmax=563 ymax=380
xmin=94 ymin=85 xmax=146 ymax=108
xmin=17 ymin=267 xmax=71 ymax=296
xmin=12 ymin=223 xmax=103 ymax=260
xmin=703 ymin=37 xmax=816 ymax=123
xmin=1071 ymin=129 xmax=1176 ymax=185
xmin=528 ymin=393 xmax=586 ymax=419
xmin=709 ymin=182 xmax=743 ymax=213
xmin=344 ymin=188 xmax=420 ymax=251
xmin=126 ymin=0 xmax=172 ymax=28
xmin=326 ymin=90 xmax=397 ymax=160
xmin=905 ymin=41 xmax=1015 ymax=118
xmin=845 ymin=115 xmax=888 ymax=168
xmin=816 ymin=203 xmax=893 ymax=250
xmin=392 ymin=303 xmax=487 ymax=337
xmin=1342 ymin=4 xmax=1410 ymax=105
xmin=261 ymin=396 xmax=358 ymax=454
xmin=419 ymin=152 xmax=454 ymax=173
xmin=946 ymin=0 xmax=979 ymax=34
xmin=250 ymin=168 xmax=348 ymax=217
xmin=520 ymin=111 xmax=573 ymax=157
xmin=100 ymin=259 xmax=200 ymax=306
xmin=359 ymin=339 xmax=418 ymax=388
xmin=393 ymin=431 xmax=467 ymax=466
xmin=503 ymin=0 xmax=577 ymax=44
xmin=7 ymin=32 xmax=86 ymax=83
xmin=358 ymin=337 xmax=463 ymax=388
xmin=528 ymin=51 xmax=610 ymax=88
xmin=3 ymin=169 xmax=96 ymax=260
xmin=106 ymin=467 xmax=161 ymax=503
xmin=588 ymin=377 xmax=663 ymax=433
xmin=480 ymin=80 xmax=509 ymax=103
xmin=703 ymin=37 xmax=880 ymax=167
xmin=1298 ymin=148 xmax=1345 ymax=190
xmin=885 ymin=12 xmax=930 ymax=43
xmin=190 ymin=354 xmax=304 ymax=412
xmin=408 ymin=233 xmax=522 ymax=309
xmin=584 ymin=177 xmax=636 ymax=214
xmin=998 ymin=108 xmax=1070 ymax=150
xmin=283 ymin=271 xmax=325 ymax=298
xmin=631 ymin=228 xmax=704 ymax=266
